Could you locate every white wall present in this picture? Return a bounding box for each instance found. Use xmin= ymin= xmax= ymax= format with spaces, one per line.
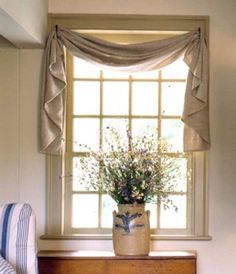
xmin=0 ymin=38 xmax=20 ymax=202
xmin=0 ymin=0 xmax=236 ymax=273
xmin=0 ymin=0 xmax=48 ymax=47
xmin=0 ymin=42 xmax=46 ymax=235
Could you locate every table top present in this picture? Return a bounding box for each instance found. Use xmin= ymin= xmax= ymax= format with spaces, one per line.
xmin=38 ymin=250 xmax=196 ymax=260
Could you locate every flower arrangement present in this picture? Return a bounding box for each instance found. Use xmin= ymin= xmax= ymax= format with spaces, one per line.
xmin=78 ymin=126 xmax=182 ymax=209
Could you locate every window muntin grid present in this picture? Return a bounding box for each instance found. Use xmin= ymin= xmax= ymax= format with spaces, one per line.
xmin=64 ymin=54 xmax=192 ymax=235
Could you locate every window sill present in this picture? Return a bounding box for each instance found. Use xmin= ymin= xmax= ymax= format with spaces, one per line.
xmin=41 ymin=234 xmax=212 ymax=241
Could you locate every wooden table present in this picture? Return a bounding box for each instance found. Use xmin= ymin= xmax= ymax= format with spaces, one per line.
xmin=38 ymin=250 xmax=196 ymax=274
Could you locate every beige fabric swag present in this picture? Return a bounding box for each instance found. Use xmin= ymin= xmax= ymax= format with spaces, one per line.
xmin=40 ymin=26 xmax=209 ymax=154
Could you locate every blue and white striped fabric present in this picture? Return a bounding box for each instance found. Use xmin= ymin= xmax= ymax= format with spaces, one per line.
xmin=0 ymin=255 xmax=16 ymax=274
xmin=0 ymin=203 xmax=38 ymax=274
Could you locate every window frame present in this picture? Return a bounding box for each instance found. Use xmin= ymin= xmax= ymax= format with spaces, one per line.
xmin=43 ymin=14 xmax=210 ymax=241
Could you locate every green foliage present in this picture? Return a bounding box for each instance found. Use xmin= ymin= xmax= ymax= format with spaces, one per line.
xmin=78 ymin=127 xmax=182 ymax=208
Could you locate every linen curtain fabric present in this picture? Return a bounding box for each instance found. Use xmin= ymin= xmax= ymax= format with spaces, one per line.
xmin=40 ymin=26 xmax=209 ymax=154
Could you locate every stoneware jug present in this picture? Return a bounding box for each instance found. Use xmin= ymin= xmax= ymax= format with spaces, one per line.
xmin=112 ymin=204 xmax=150 ymax=256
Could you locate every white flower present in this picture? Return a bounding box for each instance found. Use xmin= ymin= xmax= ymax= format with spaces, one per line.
xmin=110 ymin=186 xmax=115 ymax=192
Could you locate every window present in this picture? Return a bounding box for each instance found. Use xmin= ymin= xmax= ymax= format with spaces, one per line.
xmin=64 ymin=51 xmax=193 ymax=236
xmin=45 ymin=15 xmax=209 ymax=240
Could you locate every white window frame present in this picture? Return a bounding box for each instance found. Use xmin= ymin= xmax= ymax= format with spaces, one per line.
xmin=42 ymin=14 xmax=211 ymax=241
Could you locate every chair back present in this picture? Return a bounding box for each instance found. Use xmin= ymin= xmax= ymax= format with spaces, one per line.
xmin=0 ymin=203 xmax=38 ymax=274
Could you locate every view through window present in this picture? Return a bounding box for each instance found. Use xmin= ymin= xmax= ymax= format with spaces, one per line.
xmin=63 ymin=53 xmax=193 ymax=235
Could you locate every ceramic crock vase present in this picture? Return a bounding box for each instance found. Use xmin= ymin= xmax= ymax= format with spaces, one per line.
xmin=112 ymin=204 xmax=150 ymax=256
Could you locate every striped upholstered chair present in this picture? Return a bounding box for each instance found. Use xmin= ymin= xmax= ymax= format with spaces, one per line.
xmin=0 ymin=203 xmax=38 ymax=274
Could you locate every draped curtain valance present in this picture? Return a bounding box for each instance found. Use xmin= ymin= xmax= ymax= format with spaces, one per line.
xmin=40 ymin=26 xmax=209 ymax=154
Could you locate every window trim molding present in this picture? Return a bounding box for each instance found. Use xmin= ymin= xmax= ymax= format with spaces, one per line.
xmin=43 ymin=14 xmax=210 ymax=241
xmin=48 ymin=14 xmax=209 ymax=36
xmin=41 ymin=234 xmax=212 ymax=241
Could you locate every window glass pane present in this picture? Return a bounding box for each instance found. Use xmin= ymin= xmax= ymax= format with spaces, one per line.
xmin=101 ymin=194 xmax=117 ymax=228
xmin=73 ymin=81 xmax=100 ymax=115
xmin=162 ymin=82 xmax=186 ymax=116
xmin=73 ymin=157 xmax=99 ymax=191
xmin=103 ymin=69 xmax=129 ymax=79
xmin=161 ymin=119 xmax=183 ymax=152
xmin=103 ymin=118 xmax=128 ymax=151
xmin=73 ymin=118 xmax=100 ymax=152
xmin=162 ymin=59 xmax=188 ymax=79
xmin=132 ymin=82 xmax=158 ymax=115
xmin=132 ymin=70 xmax=158 ymax=79
xmin=103 ymin=82 xmax=129 ymax=115
xmin=160 ymin=194 xmax=187 ymax=229
xmin=131 ymin=119 xmax=158 ymax=137
xmin=171 ymin=157 xmax=188 ymax=192
xmin=72 ymin=194 xmax=99 ymax=228
xmin=145 ymin=202 xmax=158 ymax=229
xmin=74 ymin=57 xmax=100 ymax=78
